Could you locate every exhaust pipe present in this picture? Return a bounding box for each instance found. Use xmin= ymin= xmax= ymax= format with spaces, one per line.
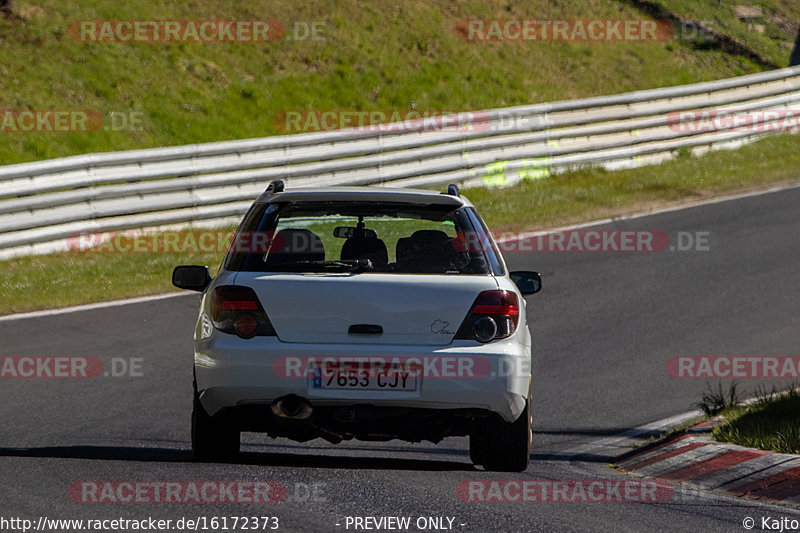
xmin=270 ymin=395 xmax=344 ymax=443
xmin=271 ymin=394 xmax=313 ymax=420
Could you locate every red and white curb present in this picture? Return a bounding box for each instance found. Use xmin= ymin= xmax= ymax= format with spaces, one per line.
xmin=617 ymin=425 xmax=800 ymax=505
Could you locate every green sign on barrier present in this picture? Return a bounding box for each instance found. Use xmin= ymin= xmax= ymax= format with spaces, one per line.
xmin=481 ymin=158 xmax=551 ymax=186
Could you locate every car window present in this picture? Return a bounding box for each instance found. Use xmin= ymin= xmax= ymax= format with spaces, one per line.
xmin=224 ymin=201 xmax=500 ymax=275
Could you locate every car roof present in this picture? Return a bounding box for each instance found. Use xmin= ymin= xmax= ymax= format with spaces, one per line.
xmin=259 ymin=186 xmax=472 ymax=207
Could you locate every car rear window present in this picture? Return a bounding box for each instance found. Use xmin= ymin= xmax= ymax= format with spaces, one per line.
xmin=223 ymin=201 xmax=504 ymax=275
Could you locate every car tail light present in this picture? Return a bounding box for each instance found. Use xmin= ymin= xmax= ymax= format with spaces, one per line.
xmin=210 ymin=285 xmax=276 ymax=338
xmin=455 ymin=290 xmax=519 ymax=343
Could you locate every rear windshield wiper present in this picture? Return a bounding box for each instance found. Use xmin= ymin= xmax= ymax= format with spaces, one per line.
xmin=289 ymin=259 xmax=374 ymax=273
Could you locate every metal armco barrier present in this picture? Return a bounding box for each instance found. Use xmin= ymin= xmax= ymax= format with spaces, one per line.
xmin=3 ymin=65 xmax=800 ymax=258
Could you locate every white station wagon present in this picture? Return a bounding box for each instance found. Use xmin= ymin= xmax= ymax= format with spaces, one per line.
xmin=173 ymin=182 xmax=541 ymax=471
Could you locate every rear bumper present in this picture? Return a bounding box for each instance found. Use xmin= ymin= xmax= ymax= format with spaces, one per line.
xmin=194 ymin=332 xmax=531 ymax=423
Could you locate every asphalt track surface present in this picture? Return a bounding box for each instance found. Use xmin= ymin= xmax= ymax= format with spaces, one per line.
xmin=3 ymin=186 xmax=800 ymax=532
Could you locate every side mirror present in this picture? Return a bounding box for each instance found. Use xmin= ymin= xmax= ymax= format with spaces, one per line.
xmin=510 ymin=271 xmax=541 ymax=295
xmin=172 ymin=265 xmax=212 ymax=292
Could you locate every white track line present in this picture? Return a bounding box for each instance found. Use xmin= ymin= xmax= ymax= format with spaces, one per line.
xmin=0 ymin=292 xmax=191 ymax=322
xmin=498 ymin=180 xmax=800 ymax=242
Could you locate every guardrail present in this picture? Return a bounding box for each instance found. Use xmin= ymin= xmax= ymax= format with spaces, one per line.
xmin=3 ymin=65 xmax=800 ymax=258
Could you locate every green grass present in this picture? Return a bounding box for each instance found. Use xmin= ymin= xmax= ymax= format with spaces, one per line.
xmin=693 ymin=381 xmax=742 ymax=416
xmin=0 ymin=0 xmax=773 ymax=165
xmin=0 ymin=243 xmax=227 ymax=313
xmin=713 ymin=385 xmax=800 ymax=454
xmin=650 ymin=0 xmax=800 ymax=67
xmin=3 ymin=132 xmax=800 ymax=315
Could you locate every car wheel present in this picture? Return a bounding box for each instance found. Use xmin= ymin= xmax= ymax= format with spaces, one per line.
xmin=480 ymin=388 xmax=532 ymax=472
xmin=192 ymin=391 xmax=240 ymax=462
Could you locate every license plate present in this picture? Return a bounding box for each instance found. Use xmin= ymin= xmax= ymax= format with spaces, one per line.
xmin=311 ymin=367 xmax=418 ymax=391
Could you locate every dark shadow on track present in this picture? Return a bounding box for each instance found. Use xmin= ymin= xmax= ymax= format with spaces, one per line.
xmin=529 ymin=452 xmax=615 ymax=463
xmin=241 ymin=440 xmax=468 ymax=457
xmin=533 ymin=427 xmax=664 ymax=439
xmin=0 ymin=426 xmax=656 ymax=468
xmin=0 ymin=445 xmax=473 ymax=470
xmin=236 ymin=450 xmax=474 ymax=471
xmin=0 ymin=445 xmax=192 ymax=462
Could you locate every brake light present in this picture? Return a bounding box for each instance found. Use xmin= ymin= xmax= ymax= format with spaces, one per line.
xmin=222 ymin=301 xmax=258 ymax=310
xmin=473 ymin=304 xmax=516 ymax=316
xmin=210 ymin=286 xmax=276 ymax=339
xmin=455 ymin=291 xmax=519 ymax=343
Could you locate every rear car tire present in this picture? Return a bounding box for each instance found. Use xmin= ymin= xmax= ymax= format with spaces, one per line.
xmin=192 ymin=392 xmax=240 ymax=462
xmin=476 ymin=390 xmax=532 ymax=472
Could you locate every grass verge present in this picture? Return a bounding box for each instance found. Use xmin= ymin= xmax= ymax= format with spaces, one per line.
xmin=2 ymin=132 xmax=800 ymax=316
xmin=711 ymin=385 xmax=800 ymax=454
xmin=0 ymin=246 xmax=226 ymax=314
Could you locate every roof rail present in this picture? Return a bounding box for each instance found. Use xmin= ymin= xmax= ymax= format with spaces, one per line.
xmin=266 ymin=180 xmax=285 ymax=194
xmin=446 ymin=184 xmax=460 ymax=197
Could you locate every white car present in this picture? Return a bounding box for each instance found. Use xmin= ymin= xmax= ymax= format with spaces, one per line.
xmin=173 ymin=182 xmax=541 ymax=471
